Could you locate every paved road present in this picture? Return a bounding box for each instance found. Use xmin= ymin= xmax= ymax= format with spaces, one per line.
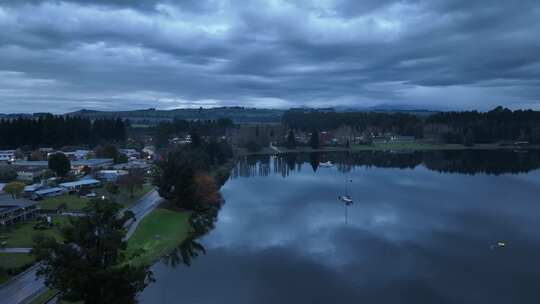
xmin=0 ymin=189 xmax=162 ymax=304
xmin=0 ymin=248 xmax=32 ymax=253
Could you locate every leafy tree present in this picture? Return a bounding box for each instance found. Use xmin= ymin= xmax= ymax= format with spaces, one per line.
xmin=286 ymin=130 xmax=296 ymax=149
xmin=0 ymin=116 xmax=126 ymax=149
xmin=48 ymin=153 xmax=71 ymax=177
xmin=205 ymin=139 xmax=233 ymax=166
xmin=191 ymin=132 xmax=201 ymax=149
xmin=154 ymin=149 xmax=209 ymax=210
xmin=4 ymin=181 xmax=25 ymax=198
xmin=309 ymin=152 xmax=320 ymax=172
xmin=193 ymin=173 xmax=221 ymax=208
xmin=33 ymin=199 xmax=152 ymax=304
xmin=0 ymin=166 xmax=17 ymax=182
xmin=116 ymin=153 xmax=128 ymax=164
xmin=41 ymin=169 xmax=56 ymax=180
xmin=57 ymin=202 xmax=68 ymax=213
xmin=30 ymin=150 xmax=44 ymax=161
xmin=310 ymin=130 xmax=320 ymax=149
xmin=94 ymin=145 xmax=126 ymax=164
xmin=105 ymin=182 xmax=119 ymax=195
xmin=118 ymin=172 xmax=144 ymax=198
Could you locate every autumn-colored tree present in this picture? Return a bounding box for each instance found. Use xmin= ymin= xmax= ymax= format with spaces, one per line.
xmin=4 ymin=181 xmax=25 ymax=198
xmin=118 ymin=172 xmax=144 ymax=198
xmin=194 ymin=173 xmax=221 ymax=208
xmin=30 ymin=150 xmax=44 ymax=161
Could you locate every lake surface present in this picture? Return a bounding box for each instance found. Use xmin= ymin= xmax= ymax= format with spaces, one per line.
xmin=140 ymin=150 xmax=540 ymax=304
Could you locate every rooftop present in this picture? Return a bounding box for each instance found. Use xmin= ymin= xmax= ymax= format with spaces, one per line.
xmin=59 ymin=178 xmax=100 ymax=188
xmin=0 ymin=194 xmax=37 ymax=209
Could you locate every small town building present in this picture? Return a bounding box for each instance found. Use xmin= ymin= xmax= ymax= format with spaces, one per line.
xmin=120 ymin=149 xmax=140 ymax=159
xmin=32 ymin=187 xmax=66 ymax=200
xmin=72 ymin=159 xmax=114 ymax=170
xmin=60 ymin=150 xmax=91 ymax=160
xmin=96 ymin=170 xmax=128 ymax=182
xmin=24 ymin=183 xmax=44 ymax=196
xmin=17 ymin=170 xmax=43 ymax=182
xmin=390 ymin=135 xmax=416 ymax=143
xmin=14 ymin=158 xmax=114 ymax=171
xmin=59 ymin=178 xmax=101 ymax=192
xmin=0 ymin=150 xmax=16 ymax=162
xmin=0 ymin=194 xmax=39 ymax=226
xmin=112 ymin=160 xmax=150 ymax=171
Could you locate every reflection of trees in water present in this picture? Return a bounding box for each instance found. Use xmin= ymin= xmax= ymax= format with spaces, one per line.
xmin=161 ymin=205 xmax=221 ymax=267
xmin=231 ymin=150 xmax=540 ymax=178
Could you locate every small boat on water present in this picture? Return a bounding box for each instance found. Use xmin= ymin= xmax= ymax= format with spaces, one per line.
xmin=338 ymin=195 xmax=354 ymax=204
xmin=320 ymin=161 xmax=334 ymax=167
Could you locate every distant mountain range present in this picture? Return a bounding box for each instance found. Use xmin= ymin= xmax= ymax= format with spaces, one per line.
xmin=0 ymin=106 xmax=441 ymax=123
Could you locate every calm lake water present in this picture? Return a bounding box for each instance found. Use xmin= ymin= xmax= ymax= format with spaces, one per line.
xmin=140 ymin=150 xmax=540 ymax=304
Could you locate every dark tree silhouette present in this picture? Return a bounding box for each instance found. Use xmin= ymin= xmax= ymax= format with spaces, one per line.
xmin=310 ymin=130 xmax=320 ymax=149
xmin=33 ymin=199 xmax=153 ymax=304
xmin=286 ymin=130 xmax=296 ymax=149
xmin=48 ymin=153 xmax=71 ymax=177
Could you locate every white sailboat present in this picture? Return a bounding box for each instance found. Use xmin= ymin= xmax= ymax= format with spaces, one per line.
xmin=320 ymin=161 xmax=334 ymax=168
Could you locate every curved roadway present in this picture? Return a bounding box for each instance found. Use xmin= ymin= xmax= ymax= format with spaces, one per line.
xmin=0 ymin=189 xmax=163 ymax=304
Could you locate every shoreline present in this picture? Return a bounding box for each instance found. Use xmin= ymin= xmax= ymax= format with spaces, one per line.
xmin=236 ymin=143 xmax=540 ymax=156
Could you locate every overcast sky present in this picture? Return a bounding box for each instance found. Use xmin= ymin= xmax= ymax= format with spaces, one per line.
xmin=0 ymin=0 xmax=539 ymax=113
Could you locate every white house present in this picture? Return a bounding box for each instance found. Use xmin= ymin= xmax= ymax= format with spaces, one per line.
xmin=0 ymin=150 xmax=15 ymax=162
xmin=17 ymin=170 xmax=42 ymax=182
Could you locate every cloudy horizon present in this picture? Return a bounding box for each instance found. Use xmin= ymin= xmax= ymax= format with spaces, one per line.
xmin=1 ymin=0 xmax=539 ymax=114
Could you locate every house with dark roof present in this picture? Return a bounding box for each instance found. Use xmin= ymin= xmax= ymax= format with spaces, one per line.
xmin=0 ymin=194 xmax=39 ymax=226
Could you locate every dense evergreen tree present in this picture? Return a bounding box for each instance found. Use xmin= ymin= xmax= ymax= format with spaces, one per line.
xmin=117 ymin=171 xmax=144 ymax=198
xmin=153 ymin=118 xmax=234 ymax=148
xmin=94 ymin=145 xmax=127 ymax=164
xmin=286 ymin=130 xmax=296 ymax=149
xmin=0 ymin=166 xmax=17 ymax=182
xmin=310 ymin=130 xmax=320 ymax=149
xmin=48 ymin=153 xmax=71 ymax=177
xmin=282 ymin=110 xmax=423 ymax=137
xmin=33 ymin=199 xmax=153 ymax=304
xmin=282 ymin=107 xmax=540 ymax=144
xmin=0 ymin=115 xmax=127 ymax=149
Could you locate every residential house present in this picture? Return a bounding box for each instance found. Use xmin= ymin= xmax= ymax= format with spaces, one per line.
xmin=0 ymin=150 xmax=15 ymax=162
xmin=96 ymin=170 xmax=128 ymax=182
xmin=0 ymin=194 xmax=39 ymax=226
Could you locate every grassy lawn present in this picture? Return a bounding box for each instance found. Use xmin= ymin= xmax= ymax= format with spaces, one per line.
xmin=28 ymin=289 xmax=59 ymax=304
xmin=96 ymin=184 xmax=154 ymax=207
xmin=38 ymin=195 xmax=89 ymax=211
xmin=0 ymin=216 xmax=67 ymax=248
xmin=38 ymin=184 xmax=153 ymax=211
xmin=126 ymin=208 xmax=191 ymax=266
xmin=0 ymin=253 xmax=35 ymax=284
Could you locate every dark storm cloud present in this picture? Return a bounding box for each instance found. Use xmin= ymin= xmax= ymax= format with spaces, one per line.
xmin=0 ymin=0 xmax=539 ymax=112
